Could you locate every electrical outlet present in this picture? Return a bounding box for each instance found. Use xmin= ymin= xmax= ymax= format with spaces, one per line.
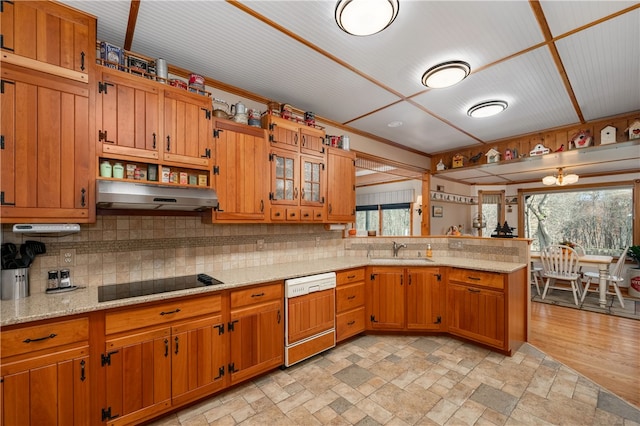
xmin=449 ymin=241 xmax=464 ymax=249
xmin=60 ymin=249 xmax=76 ymax=266
xmin=315 ymin=236 xmax=321 ymax=247
xmin=257 ymin=239 xmax=265 ymax=251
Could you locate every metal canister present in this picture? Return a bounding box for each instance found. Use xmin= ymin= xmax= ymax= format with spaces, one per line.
xmin=155 ymin=58 xmax=168 ymax=81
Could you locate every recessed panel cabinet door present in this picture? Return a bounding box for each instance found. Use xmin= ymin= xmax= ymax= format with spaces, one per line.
xmin=368 ymin=268 xmax=404 ymax=330
xmin=0 ymin=66 xmax=92 ymax=222
xmin=406 ymin=268 xmax=445 ymax=331
xmin=326 ymin=147 xmax=355 ymax=223
xmin=163 ymin=90 xmax=211 ymax=167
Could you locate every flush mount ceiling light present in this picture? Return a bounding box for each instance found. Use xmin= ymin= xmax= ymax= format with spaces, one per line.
xmin=387 ymin=120 xmax=403 ymax=128
xmin=421 ymin=61 xmax=470 ymax=88
xmin=467 ymin=100 xmax=508 ymax=118
xmin=542 ymin=168 xmax=579 ymax=186
xmin=335 ymin=0 xmax=399 ymax=36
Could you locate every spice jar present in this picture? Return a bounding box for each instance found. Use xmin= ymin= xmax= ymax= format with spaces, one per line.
xmin=47 ymin=270 xmax=59 ymax=290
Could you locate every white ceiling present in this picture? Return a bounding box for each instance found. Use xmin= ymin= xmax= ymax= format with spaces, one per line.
xmin=62 ymin=0 xmax=640 ymax=184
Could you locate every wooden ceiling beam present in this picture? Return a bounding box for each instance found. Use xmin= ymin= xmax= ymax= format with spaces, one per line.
xmin=123 ymin=0 xmax=141 ymax=51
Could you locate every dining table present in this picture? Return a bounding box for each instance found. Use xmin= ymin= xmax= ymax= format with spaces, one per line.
xmin=531 ymin=252 xmax=613 ymax=308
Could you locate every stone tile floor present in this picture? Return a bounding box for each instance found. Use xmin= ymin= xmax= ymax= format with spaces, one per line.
xmin=150 ymin=335 xmax=640 ymax=425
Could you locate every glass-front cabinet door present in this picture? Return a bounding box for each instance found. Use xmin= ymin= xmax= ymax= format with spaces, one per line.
xmin=270 ymin=149 xmax=298 ymax=205
xmin=300 ymin=155 xmax=325 ymax=207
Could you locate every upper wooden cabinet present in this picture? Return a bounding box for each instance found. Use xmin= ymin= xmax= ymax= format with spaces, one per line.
xmin=0 ymin=65 xmax=93 ymax=223
xmin=1 ymin=0 xmax=95 ymax=82
xmin=262 ymin=115 xmax=300 ymax=152
xmin=162 ymin=89 xmax=212 ymax=168
xmin=96 ymin=69 xmax=161 ymax=160
xmin=326 ymin=147 xmax=356 ymax=223
xmin=212 ymin=119 xmax=269 ymax=222
xmin=299 ymin=126 xmax=326 ymax=156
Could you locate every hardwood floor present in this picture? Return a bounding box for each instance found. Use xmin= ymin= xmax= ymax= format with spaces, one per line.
xmin=529 ymin=301 xmax=640 ymax=408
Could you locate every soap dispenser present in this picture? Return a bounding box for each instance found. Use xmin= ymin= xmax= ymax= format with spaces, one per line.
xmin=426 ymin=244 xmax=432 ymax=258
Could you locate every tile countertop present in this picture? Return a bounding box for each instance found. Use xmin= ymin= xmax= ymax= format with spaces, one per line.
xmin=0 ymin=256 xmax=526 ymax=327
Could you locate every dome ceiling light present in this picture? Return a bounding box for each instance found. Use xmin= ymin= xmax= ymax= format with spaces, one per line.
xmin=421 ymin=61 xmax=471 ymax=88
xmin=335 ymin=0 xmax=399 ymax=36
xmin=467 ymin=100 xmax=508 ymax=118
xmin=542 ymin=168 xmax=579 ymax=186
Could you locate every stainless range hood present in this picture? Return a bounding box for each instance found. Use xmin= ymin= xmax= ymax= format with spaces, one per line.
xmin=96 ymin=180 xmax=218 ymax=212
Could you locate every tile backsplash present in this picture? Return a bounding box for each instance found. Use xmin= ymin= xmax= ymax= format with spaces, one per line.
xmin=2 ymin=217 xmax=344 ymax=293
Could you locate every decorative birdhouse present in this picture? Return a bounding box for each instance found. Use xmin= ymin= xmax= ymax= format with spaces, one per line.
xmin=626 ymin=119 xmax=640 ymax=140
xmin=436 ymin=159 xmax=446 ymax=171
xmin=504 ymin=148 xmax=513 ymax=161
xmin=569 ymin=129 xmax=592 ymax=149
xmin=600 ymin=125 xmax=617 ymax=145
xmin=452 ymin=154 xmax=465 ymax=168
xmin=529 ymin=143 xmax=550 ymax=156
xmin=485 ymin=148 xmax=501 ymax=164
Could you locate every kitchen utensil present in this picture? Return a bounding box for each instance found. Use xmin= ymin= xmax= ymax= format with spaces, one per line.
xmin=212 ymin=98 xmax=230 ymax=119
xmin=19 ymin=244 xmax=35 ymax=267
xmin=1 ymin=267 xmax=29 ymax=300
xmin=230 ymin=101 xmax=247 ymax=117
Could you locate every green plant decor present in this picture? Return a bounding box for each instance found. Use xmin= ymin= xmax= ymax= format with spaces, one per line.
xmin=628 ymin=245 xmax=640 ymax=268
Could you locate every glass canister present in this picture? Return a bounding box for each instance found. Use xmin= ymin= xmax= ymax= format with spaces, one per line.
xmin=100 ymin=160 xmax=112 ymax=177
xmin=47 ymin=270 xmax=59 ymax=290
xmin=113 ymin=162 xmax=124 ymax=179
xmin=59 ymin=269 xmax=72 ymax=288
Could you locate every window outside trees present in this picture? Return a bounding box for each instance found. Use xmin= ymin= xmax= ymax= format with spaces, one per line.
xmin=356 ymin=203 xmax=411 ymax=236
xmin=524 ymin=187 xmax=633 ymax=255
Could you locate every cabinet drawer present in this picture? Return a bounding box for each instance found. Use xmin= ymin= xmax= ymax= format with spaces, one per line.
xmin=231 ymin=282 xmax=282 ymax=309
xmin=271 ymin=207 xmax=299 ymax=221
xmin=106 ymin=293 xmax=222 ymax=335
xmin=336 ymin=307 xmax=365 ymax=342
xmin=336 ymin=268 xmax=365 ymax=285
xmin=300 ymin=207 xmax=325 ymax=221
xmin=336 ymin=282 xmax=365 ymax=313
xmin=1 ymin=317 xmax=89 ymax=358
xmin=449 ymin=268 xmax=504 ymax=290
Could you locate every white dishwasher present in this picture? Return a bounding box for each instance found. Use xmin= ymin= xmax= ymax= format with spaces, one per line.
xmin=284 ymin=272 xmax=336 ymax=367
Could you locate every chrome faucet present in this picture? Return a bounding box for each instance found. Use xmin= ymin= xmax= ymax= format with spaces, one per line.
xmin=392 ymin=241 xmax=407 ymax=257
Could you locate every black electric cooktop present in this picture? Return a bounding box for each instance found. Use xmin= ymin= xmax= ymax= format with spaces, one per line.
xmin=98 ymin=274 xmax=223 ymax=302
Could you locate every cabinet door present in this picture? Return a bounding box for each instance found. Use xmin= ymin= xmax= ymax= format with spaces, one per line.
xmin=406 ymin=268 xmax=445 ymax=331
xmin=1 ymin=353 xmax=90 ymax=426
xmin=269 ymin=148 xmax=299 ymax=206
xmin=104 ymin=329 xmax=172 ymax=425
xmin=213 ymin=120 xmax=269 ymax=221
xmin=163 ymin=90 xmax=211 ymax=167
xmin=0 ymin=65 xmax=92 ymax=222
xmin=229 ymin=299 xmax=283 ymax=384
xmin=96 ymin=71 xmax=161 ymax=160
xmin=263 ymin=116 xmax=299 ymax=152
xmin=1 ymin=1 xmax=94 ymax=81
xmin=171 ymin=315 xmax=226 ymax=406
xmin=368 ymin=268 xmax=404 ymax=330
xmin=447 ymin=282 xmax=505 ymax=349
xmin=326 ymin=147 xmax=355 ymax=222
xmin=299 ymin=127 xmax=325 ymax=156
xmin=300 ymin=155 xmax=326 ymax=208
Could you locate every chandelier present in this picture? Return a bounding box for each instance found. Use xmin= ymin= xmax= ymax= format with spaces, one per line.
xmin=542 ymin=168 xmax=579 ymax=186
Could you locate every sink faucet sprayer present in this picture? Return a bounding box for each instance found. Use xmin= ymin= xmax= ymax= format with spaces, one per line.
xmin=392 ymin=241 xmax=407 ymax=257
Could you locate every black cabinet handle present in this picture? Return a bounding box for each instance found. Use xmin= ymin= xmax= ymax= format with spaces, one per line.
xmin=251 ymin=292 xmax=265 ymax=298
xmin=174 ymin=336 xmax=179 ymax=355
xmin=23 ymin=333 xmax=56 ymax=343
xmin=80 ymin=188 xmax=86 ymax=207
xmin=347 ymin=275 xmax=356 ymax=279
xmin=260 ymin=200 xmax=264 ymax=212
xmin=160 ymin=308 xmax=181 ymax=316
xmin=467 ymin=276 xmax=481 ymax=281
xmin=347 ymin=320 xmax=355 ymax=326
xmin=277 ymin=309 xmax=281 ymax=324
xmin=294 ymin=134 xmax=298 ymax=145
xmin=166 ymin=135 xmax=171 ymax=151
xmin=80 ymin=360 xmax=86 ymax=381
xmin=80 ymin=51 xmax=85 ymax=71
xmin=467 ymin=288 xmax=481 ymax=293
xmin=347 ymin=295 xmax=356 ymax=300
xmin=164 ymin=338 xmax=169 ymax=357
xmin=152 ymin=133 xmax=156 ymax=149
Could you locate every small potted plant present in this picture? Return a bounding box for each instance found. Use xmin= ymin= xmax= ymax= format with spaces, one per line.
xmin=628 ymin=245 xmax=640 ymax=298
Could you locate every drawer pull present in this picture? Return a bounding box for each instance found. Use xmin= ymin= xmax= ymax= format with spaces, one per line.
xmin=347 ymin=275 xmax=356 ymax=279
xmin=160 ymin=308 xmax=181 ymax=316
xmin=174 ymin=336 xmax=179 ymax=355
xmin=347 ymin=320 xmax=355 ymax=326
xmin=251 ymin=292 xmax=265 ymax=298
xmin=23 ymin=333 xmax=56 ymax=343
xmin=467 ymin=288 xmax=481 ymax=293
xmin=347 ymin=295 xmax=356 ymax=300
xmin=467 ymin=276 xmax=481 ymax=281
xmin=164 ymin=339 xmax=169 ymax=357
xmin=80 ymin=360 xmax=86 ymax=382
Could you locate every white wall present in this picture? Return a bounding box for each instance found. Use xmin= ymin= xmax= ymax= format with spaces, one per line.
xmin=430 ymin=176 xmax=473 ymax=235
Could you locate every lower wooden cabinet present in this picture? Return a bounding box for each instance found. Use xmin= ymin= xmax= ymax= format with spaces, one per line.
xmin=367 ymin=266 xmax=444 ymax=331
xmin=228 ymin=282 xmax=284 ymax=384
xmin=0 ymin=317 xmax=91 ymax=426
xmin=446 ymin=267 xmax=526 ymax=354
xmin=336 ymin=268 xmax=366 ymax=342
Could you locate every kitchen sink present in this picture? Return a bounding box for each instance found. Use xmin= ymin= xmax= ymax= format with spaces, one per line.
xmin=370 ymin=257 xmax=435 ymax=264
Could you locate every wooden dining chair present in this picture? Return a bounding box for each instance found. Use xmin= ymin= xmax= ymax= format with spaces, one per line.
xmin=540 ymin=245 xmax=582 ymax=305
xmin=580 ymin=246 xmax=628 ymax=308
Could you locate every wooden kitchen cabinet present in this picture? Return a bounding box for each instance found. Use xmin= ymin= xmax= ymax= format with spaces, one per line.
xmin=1 ymin=0 xmax=94 ymax=83
xmin=336 ymin=268 xmax=366 ymax=342
xmin=447 ymin=267 xmax=526 ymax=354
xmin=212 ymin=119 xmax=269 ymax=222
xmin=228 ymin=282 xmax=284 ymax=384
xmin=262 ymin=115 xmax=300 ymax=152
xmin=0 ymin=316 xmax=91 ymax=426
xmin=326 ymin=147 xmax=356 ymax=223
xmin=101 ymin=294 xmax=224 ymax=425
xmin=163 ymin=89 xmax=212 ymax=168
xmin=367 ymin=266 xmax=445 ymax=332
xmin=95 ymin=68 xmax=161 ymax=160
xmin=0 ymin=64 xmax=93 ymax=222
xmin=299 ymin=125 xmax=326 ymax=156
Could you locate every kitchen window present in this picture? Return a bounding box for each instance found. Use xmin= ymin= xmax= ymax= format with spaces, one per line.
xmin=523 ymin=185 xmax=634 ymax=256
xmin=356 ymin=203 xmax=411 ymax=236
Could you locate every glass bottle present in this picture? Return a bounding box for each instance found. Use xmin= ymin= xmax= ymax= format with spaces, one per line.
xmin=426 ymin=244 xmax=432 ymax=258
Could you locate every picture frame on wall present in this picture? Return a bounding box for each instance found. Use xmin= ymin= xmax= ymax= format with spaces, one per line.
xmin=432 ymin=206 xmax=443 ymax=217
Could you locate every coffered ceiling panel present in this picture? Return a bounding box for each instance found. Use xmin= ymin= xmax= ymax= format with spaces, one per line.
xmin=540 ymin=0 xmax=639 ymax=36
